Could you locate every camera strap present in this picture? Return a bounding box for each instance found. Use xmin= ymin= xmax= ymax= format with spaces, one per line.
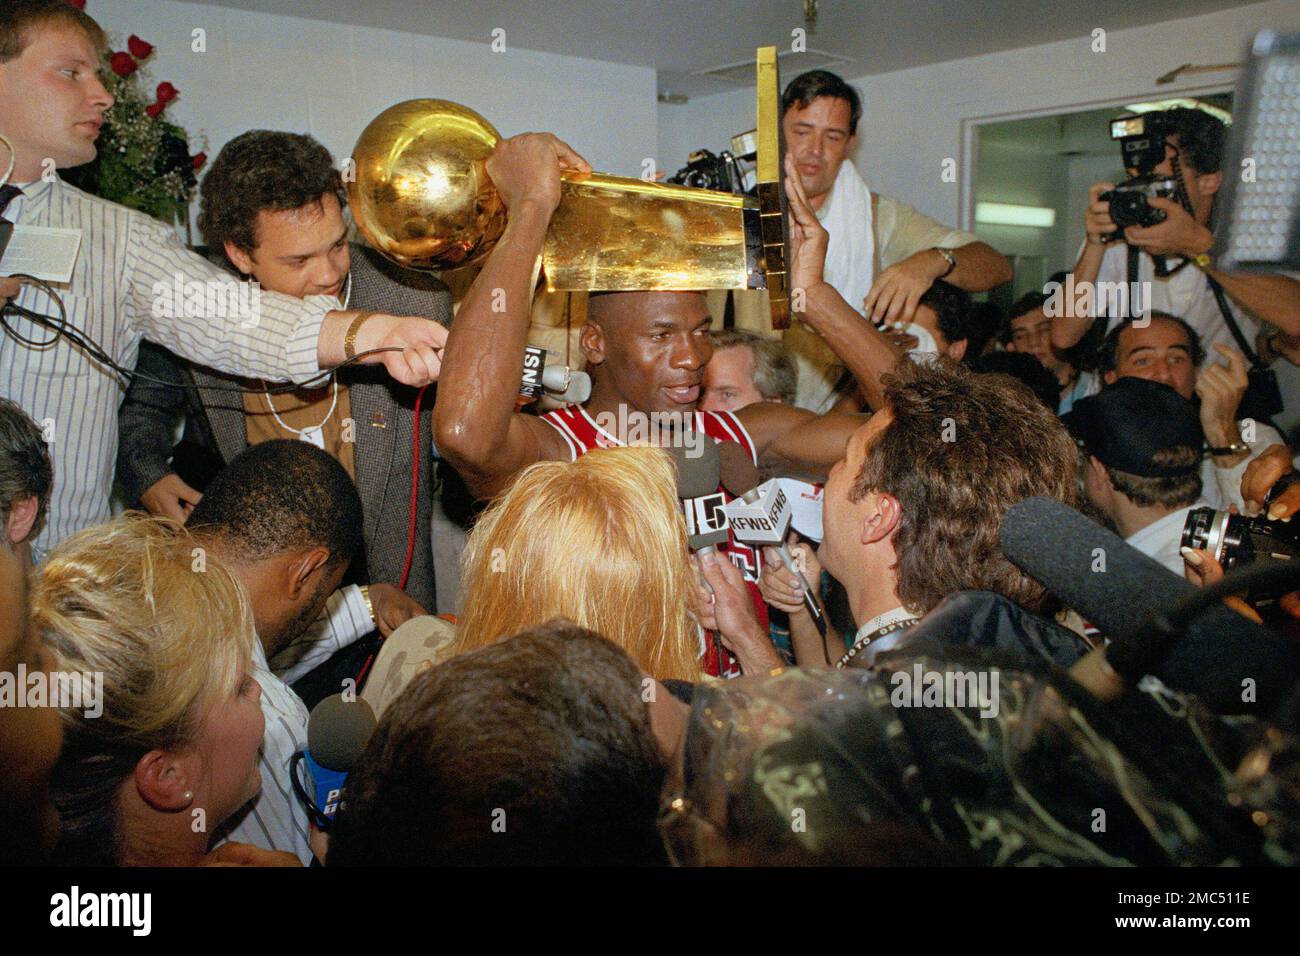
xmin=1150 ymin=151 xmax=1196 ymax=280
xmin=1206 ymin=274 xmax=1263 ymax=367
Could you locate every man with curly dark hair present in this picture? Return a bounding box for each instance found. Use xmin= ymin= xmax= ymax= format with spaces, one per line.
xmin=116 ymin=130 xmax=449 ymax=616
xmin=0 ymin=4 xmax=450 ymax=570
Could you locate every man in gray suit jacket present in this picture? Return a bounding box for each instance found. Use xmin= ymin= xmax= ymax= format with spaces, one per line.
xmin=117 ymin=132 xmax=452 ymax=613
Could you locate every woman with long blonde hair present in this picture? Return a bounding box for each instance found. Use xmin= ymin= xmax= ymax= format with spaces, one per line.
xmin=33 ymin=514 xmax=272 ymax=866
xmin=453 ymin=445 xmax=704 ymax=681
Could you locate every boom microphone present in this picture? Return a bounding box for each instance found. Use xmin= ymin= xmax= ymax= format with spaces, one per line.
xmin=999 ymin=496 xmax=1300 ymax=714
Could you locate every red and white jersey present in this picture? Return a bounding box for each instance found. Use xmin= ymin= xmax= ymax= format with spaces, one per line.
xmin=542 ymin=404 xmax=766 ymax=679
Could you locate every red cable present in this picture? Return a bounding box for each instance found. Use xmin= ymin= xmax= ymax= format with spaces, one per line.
xmin=358 ymin=383 xmax=425 ymax=691
xmin=398 ymin=384 xmax=426 ymax=592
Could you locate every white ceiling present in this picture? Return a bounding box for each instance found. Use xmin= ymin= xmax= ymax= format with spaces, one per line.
xmin=194 ymin=0 xmax=1261 ymax=98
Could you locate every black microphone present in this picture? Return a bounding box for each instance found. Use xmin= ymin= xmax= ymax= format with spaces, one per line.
xmin=291 ymin=694 xmax=377 ymax=830
xmin=665 ymin=437 xmax=730 ymax=554
xmin=1000 ymin=496 xmax=1300 ymax=714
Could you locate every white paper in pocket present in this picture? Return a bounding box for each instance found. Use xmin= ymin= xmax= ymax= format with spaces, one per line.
xmin=0 ymin=225 xmax=82 ymax=283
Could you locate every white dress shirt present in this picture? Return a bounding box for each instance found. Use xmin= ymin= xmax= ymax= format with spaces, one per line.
xmin=217 ymin=585 xmax=373 ymax=864
xmin=0 ymin=177 xmax=335 ymax=560
xmin=1125 ymin=502 xmax=1207 ymax=577
xmin=1094 ymin=244 xmax=1261 ymax=357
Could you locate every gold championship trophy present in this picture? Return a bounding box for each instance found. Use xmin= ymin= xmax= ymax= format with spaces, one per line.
xmin=348 ymin=47 xmax=791 ymax=329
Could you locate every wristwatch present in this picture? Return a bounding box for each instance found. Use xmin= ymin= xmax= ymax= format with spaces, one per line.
xmin=1207 ymin=441 xmax=1249 ymax=456
xmin=934 ymin=247 xmax=957 ymax=279
xmin=344 ymin=311 xmax=376 ymax=361
xmin=358 ymin=583 xmax=377 ymax=628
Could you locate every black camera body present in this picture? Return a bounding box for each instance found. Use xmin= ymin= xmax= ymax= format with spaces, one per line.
xmin=1100 ymin=174 xmax=1177 ymax=235
xmin=1101 ymin=112 xmax=1181 ymax=241
xmin=1181 ymin=505 xmax=1300 ymax=572
xmin=667 ymin=149 xmax=745 ymax=194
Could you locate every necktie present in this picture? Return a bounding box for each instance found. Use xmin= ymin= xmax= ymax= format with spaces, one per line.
xmin=0 ymin=184 xmax=23 ymax=223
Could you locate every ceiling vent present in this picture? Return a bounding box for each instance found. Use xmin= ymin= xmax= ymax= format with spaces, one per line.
xmin=694 ymin=47 xmax=853 ymax=86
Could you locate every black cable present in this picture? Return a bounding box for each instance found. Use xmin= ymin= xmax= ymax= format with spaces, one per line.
xmin=0 ymin=273 xmax=419 ymax=394
xmin=1158 ymin=559 xmax=1300 ymax=635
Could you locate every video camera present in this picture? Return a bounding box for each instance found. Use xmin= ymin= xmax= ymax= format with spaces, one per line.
xmin=1098 ymin=113 xmax=1181 ymax=238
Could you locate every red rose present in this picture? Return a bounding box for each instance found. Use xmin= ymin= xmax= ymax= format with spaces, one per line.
xmin=63 ymin=0 xmax=86 ymax=10
xmin=192 ymin=152 xmax=208 ymax=171
xmin=155 ymin=82 xmax=178 ymax=104
xmin=128 ymin=36 xmax=155 ymax=60
xmin=145 ymin=102 xmax=165 ymax=119
xmin=109 ymin=51 xmax=137 ymax=77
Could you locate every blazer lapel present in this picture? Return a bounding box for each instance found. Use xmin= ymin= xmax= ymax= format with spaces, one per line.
xmin=189 ymin=366 xmax=250 ymax=464
xmin=347 ymin=376 xmax=399 ymax=545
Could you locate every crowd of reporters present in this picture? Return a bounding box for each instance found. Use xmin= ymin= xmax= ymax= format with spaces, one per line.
xmin=2 ymin=0 xmax=1300 ymax=868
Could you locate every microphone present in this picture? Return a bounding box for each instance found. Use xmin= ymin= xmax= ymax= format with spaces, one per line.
xmin=540 ymin=363 xmax=592 ymax=405
xmin=665 ymin=437 xmax=730 ymax=554
xmin=518 ymin=345 xmax=590 ymax=407
xmin=724 ymin=479 xmax=827 ymax=634
xmin=291 ymin=693 xmax=377 ymax=830
xmin=1000 ymin=497 xmax=1300 ymax=714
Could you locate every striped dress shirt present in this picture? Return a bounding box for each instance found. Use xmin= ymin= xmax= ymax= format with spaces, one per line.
xmin=0 ymin=176 xmax=335 ymax=561
xmin=219 ymin=585 xmax=374 ymax=865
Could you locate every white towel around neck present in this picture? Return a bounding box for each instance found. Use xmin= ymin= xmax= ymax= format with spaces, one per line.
xmin=815 ymin=159 xmax=875 ymax=313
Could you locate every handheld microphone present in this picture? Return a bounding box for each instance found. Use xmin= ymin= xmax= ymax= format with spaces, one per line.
xmin=999 ymin=497 xmax=1300 ymax=714
xmin=724 ymin=479 xmax=827 ymax=634
xmin=518 ymin=345 xmax=591 ymax=407
xmin=666 ymin=437 xmax=730 ymax=554
xmin=290 ymin=693 xmax=377 ymax=830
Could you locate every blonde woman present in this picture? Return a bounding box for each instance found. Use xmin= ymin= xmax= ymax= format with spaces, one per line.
xmin=33 ymin=515 xmax=283 ymax=866
xmin=453 ymin=446 xmax=707 ymax=682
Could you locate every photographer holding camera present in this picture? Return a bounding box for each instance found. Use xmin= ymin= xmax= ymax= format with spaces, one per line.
xmin=1052 ymin=107 xmax=1300 ymax=421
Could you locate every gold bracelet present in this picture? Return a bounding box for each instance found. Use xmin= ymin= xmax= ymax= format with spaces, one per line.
xmin=344 ymin=311 xmax=376 ymax=361
xmin=358 ymin=584 xmax=376 ymax=627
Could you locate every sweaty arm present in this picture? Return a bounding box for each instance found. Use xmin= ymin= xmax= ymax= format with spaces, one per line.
xmin=803 ymin=282 xmax=901 ymax=411
xmin=736 ymin=401 xmax=864 ymax=481
xmin=432 ymin=134 xmax=589 ymax=499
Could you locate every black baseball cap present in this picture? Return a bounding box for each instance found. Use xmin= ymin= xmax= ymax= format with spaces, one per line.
xmin=1064 ymin=377 xmax=1204 ymax=477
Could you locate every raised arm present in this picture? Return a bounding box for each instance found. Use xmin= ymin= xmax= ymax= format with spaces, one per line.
xmin=785 ymin=155 xmax=902 ymax=411
xmin=737 ymin=400 xmax=863 ymax=480
xmin=1051 ymin=181 xmax=1113 ymax=350
xmin=432 ymin=133 xmax=589 ymax=499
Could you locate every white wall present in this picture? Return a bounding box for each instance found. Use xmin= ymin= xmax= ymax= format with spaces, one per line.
xmin=971 ymin=139 xmax=1072 ymax=293
xmin=657 ymin=0 xmax=1300 ymax=230
xmin=91 ymin=0 xmax=658 ymax=228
